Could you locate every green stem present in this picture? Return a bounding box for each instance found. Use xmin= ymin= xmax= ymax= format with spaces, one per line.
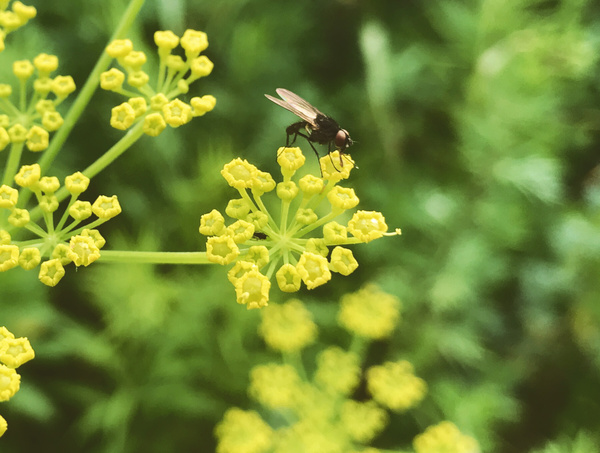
xmin=98 ymin=249 xmax=212 ymax=264
xmin=2 ymin=141 xmax=24 ymax=186
xmin=36 ymin=0 xmax=146 ymax=174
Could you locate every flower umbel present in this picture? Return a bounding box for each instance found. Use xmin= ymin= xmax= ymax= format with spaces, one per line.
xmin=200 ymin=147 xmax=400 ymax=308
xmin=1 ymin=165 xmax=118 ymax=286
xmin=102 ymin=29 xmax=216 ymax=136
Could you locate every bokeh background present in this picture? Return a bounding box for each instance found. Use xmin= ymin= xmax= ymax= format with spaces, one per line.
xmin=1 ymin=0 xmax=600 ymax=451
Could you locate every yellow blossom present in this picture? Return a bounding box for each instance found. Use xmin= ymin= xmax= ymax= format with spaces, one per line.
xmin=221 ymin=158 xmax=259 ymax=190
xmin=0 ymin=337 xmax=34 ymax=368
xmin=277 ymin=147 xmax=306 ymax=176
xmin=69 ymin=200 xmax=92 ymax=220
xmin=64 ymin=171 xmax=90 ymax=195
xmin=235 ymin=268 xmax=270 ymax=309
xmin=163 ymin=99 xmax=193 ymax=127
xmin=110 ymin=102 xmax=136 ymax=130
xmin=275 ymin=264 xmax=302 ymax=292
xmin=329 ymin=246 xmax=358 ymax=276
xmin=340 ymin=400 xmax=388 ymax=444
xmin=191 ymin=95 xmax=216 ymax=116
xmin=8 ymin=208 xmax=29 ymax=227
xmin=258 ymin=299 xmax=317 ymax=352
xmin=338 ymin=284 xmax=401 ymax=339
xmin=127 ymin=70 xmax=149 ymax=88
xmin=327 ymin=186 xmax=359 ymax=210
xmin=38 ymin=175 xmax=60 ymax=193
xmin=226 ymin=220 xmax=255 ymax=244
xmin=0 ymin=245 xmax=19 ymax=272
xmin=314 ymin=346 xmax=360 ymax=395
xmin=51 ymin=75 xmax=76 ymax=97
xmin=0 ymin=365 xmax=20 ymax=401
xmin=154 ymin=30 xmax=179 ymax=51
xmin=0 ymin=185 xmax=18 ymax=208
xmin=0 ymin=414 xmax=6 ymax=438
xmin=296 ymin=252 xmax=331 ymax=289
xmin=38 ymin=258 xmax=65 ymax=287
xmin=33 ymin=53 xmax=58 ymax=74
xmin=13 ymin=59 xmax=34 ymax=80
xmin=249 ymin=363 xmax=302 ymax=409
xmin=413 ymin=421 xmax=480 ymax=453
xmin=215 ymin=408 xmax=273 ymax=453
xmin=42 ymin=111 xmax=64 ymax=131
xmin=180 ymin=29 xmax=208 ymax=56
xmin=199 ymin=209 xmax=227 ymax=236
xmin=320 ymin=151 xmax=355 ymax=181
xmin=8 ymin=124 xmax=27 ymax=142
xmin=100 ymin=68 xmax=126 ymax=91
xmin=367 ymin=360 xmax=427 ymax=411
xmin=51 ymin=243 xmax=71 ymax=265
xmin=18 ymin=247 xmax=40 ymax=270
xmin=189 ymin=55 xmax=214 ymax=78
xmin=106 ymin=39 xmax=134 ymax=58
xmin=92 ymin=195 xmax=121 ymax=219
xmin=347 ymin=210 xmax=388 ymax=242
xmin=143 ymin=112 xmax=167 ymax=136
xmin=207 ymin=235 xmax=240 ymax=265
xmin=68 ymin=235 xmax=100 ymax=267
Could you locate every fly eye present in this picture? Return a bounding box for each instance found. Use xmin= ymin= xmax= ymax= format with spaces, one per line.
xmin=335 ymin=130 xmax=349 ymax=149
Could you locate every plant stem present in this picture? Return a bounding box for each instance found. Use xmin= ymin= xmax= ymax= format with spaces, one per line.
xmin=98 ymin=250 xmax=212 ymax=264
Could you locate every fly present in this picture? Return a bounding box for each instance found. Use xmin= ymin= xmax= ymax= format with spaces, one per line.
xmin=265 ymin=88 xmax=353 ymax=169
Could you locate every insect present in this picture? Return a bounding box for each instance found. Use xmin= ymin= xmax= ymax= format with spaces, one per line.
xmin=265 ymin=88 xmax=353 ymax=168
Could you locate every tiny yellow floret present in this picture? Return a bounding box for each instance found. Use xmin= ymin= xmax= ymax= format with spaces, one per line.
xmin=190 ymin=95 xmax=216 ymax=116
xmin=259 ymin=299 xmax=317 ymax=352
xmin=206 ymin=235 xmax=240 ymax=265
xmin=92 ymin=195 xmax=121 ymax=219
xmin=413 ymin=421 xmax=480 ymax=453
xmin=42 ymin=111 xmax=64 ymax=131
xmin=8 ymin=208 xmax=29 ymax=227
xmin=0 ymin=337 xmax=35 ymax=367
xmin=8 ymin=124 xmax=27 ymax=142
xmin=51 ymin=75 xmax=76 ymax=97
xmin=13 ymin=59 xmax=34 ymax=80
xmin=235 ymin=268 xmax=270 ymax=309
xmin=81 ymin=229 xmax=106 ymax=249
xmin=18 ymin=247 xmax=40 ymax=270
xmin=33 ymin=53 xmax=59 ymax=74
xmin=199 ymin=210 xmax=227 ymax=236
xmin=14 ymin=163 xmax=41 ymax=187
xmin=180 ymin=29 xmax=209 ymax=56
xmin=65 ymin=171 xmax=90 ymax=195
xmin=277 ymin=147 xmax=306 ymax=176
xmin=127 ymin=70 xmax=149 ymax=88
xmin=214 ymin=408 xmax=273 ymax=453
xmin=100 ymin=68 xmax=125 ymax=91
xmin=106 ymin=39 xmax=134 ymax=58
xmin=38 ymin=258 xmax=65 ymax=286
xmin=0 ymin=245 xmax=19 ymax=272
xmin=189 ymin=55 xmax=214 ymax=78
xmin=329 ymin=246 xmax=358 ymax=276
xmin=38 ymin=176 xmax=60 ymax=193
xmin=110 ymin=102 xmax=136 ymax=130
xmin=154 ymin=30 xmax=179 ymax=50
xmin=68 ymin=235 xmax=100 ymax=267
xmin=143 ymin=113 xmax=167 ymax=136
xmin=367 ymin=360 xmax=427 ymax=411
xmin=0 ymin=185 xmax=18 ymax=208
xmin=275 ymin=263 xmax=302 ymax=292
xmin=69 ymin=200 xmax=92 ymax=220
xmin=296 ymin=252 xmax=331 ymax=290
xmin=347 ymin=210 xmax=388 ymax=242
xmin=327 ymin=186 xmax=359 ymax=210
xmin=0 ymin=365 xmax=20 ymax=401
xmin=221 ymin=158 xmax=259 ymax=190
xmin=163 ymin=99 xmax=193 ymax=127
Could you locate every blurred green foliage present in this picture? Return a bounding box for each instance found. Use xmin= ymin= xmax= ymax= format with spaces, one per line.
xmin=1 ymin=0 xmax=600 ymax=452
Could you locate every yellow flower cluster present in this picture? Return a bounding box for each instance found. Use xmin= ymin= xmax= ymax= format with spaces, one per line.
xmin=338 ymin=283 xmax=401 ymax=339
xmin=102 ymin=29 xmax=216 ymax=136
xmin=216 ymin=295 xmax=425 ymax=453
xmin=200 ymin=147 xmax=398 ymax=309
xmin=0 ymin=326 xmax=34 ymax=438
xmin=258 ymin=299 xmax=317 ymax=352
xmin=413 ymin=421 xmax=480 ymax=453
xmin=0 ymin=53 xmax=73 ymax=152
xmin=367 ymin=360 xmax=427 ymax=411
xmin=0 ymin=0 xmax=36 ymax=53
xmin=1 ymin=164 xmax=120 ymax=286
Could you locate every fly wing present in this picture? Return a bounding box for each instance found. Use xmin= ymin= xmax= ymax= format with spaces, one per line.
xmin=264 ymin=88 xmax=323 ymax=128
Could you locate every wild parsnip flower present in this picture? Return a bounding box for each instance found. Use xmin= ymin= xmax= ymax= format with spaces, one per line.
xmin=249 ymin=363 xmax=302 ymax=409
xmin=367 ymin=360 xmax=427 ymax=411
xmin=0 ymin=326 xmax=34 ymax=437
xmin=258 ymin=299 xmax=317 ymax=352
xmin=102 ymin=29 xmax=216 ymax=136
xmin=0 ymin=1 xmax=37 ymax=53
xmin=0 ymin=336 xmax=34 ymax=367
xmin=413 ymin=421 xmax=480 ymax=453
xmin=1 ymin=166 xmax=118 ymax=286
xmin=214 ymin=408 xmax=273 ymax=453
xmin=314 ymin=346 xmax=361 ymax=396
xmin=200 ymin=147 xmax=400 ymax=308
xmin=340 ymin=400 xmax=388 ymax=444
xmin=0 ymin=51 xmax=72 ymax=151
xmin=338 ymin=284 xmax=401 ymax=339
